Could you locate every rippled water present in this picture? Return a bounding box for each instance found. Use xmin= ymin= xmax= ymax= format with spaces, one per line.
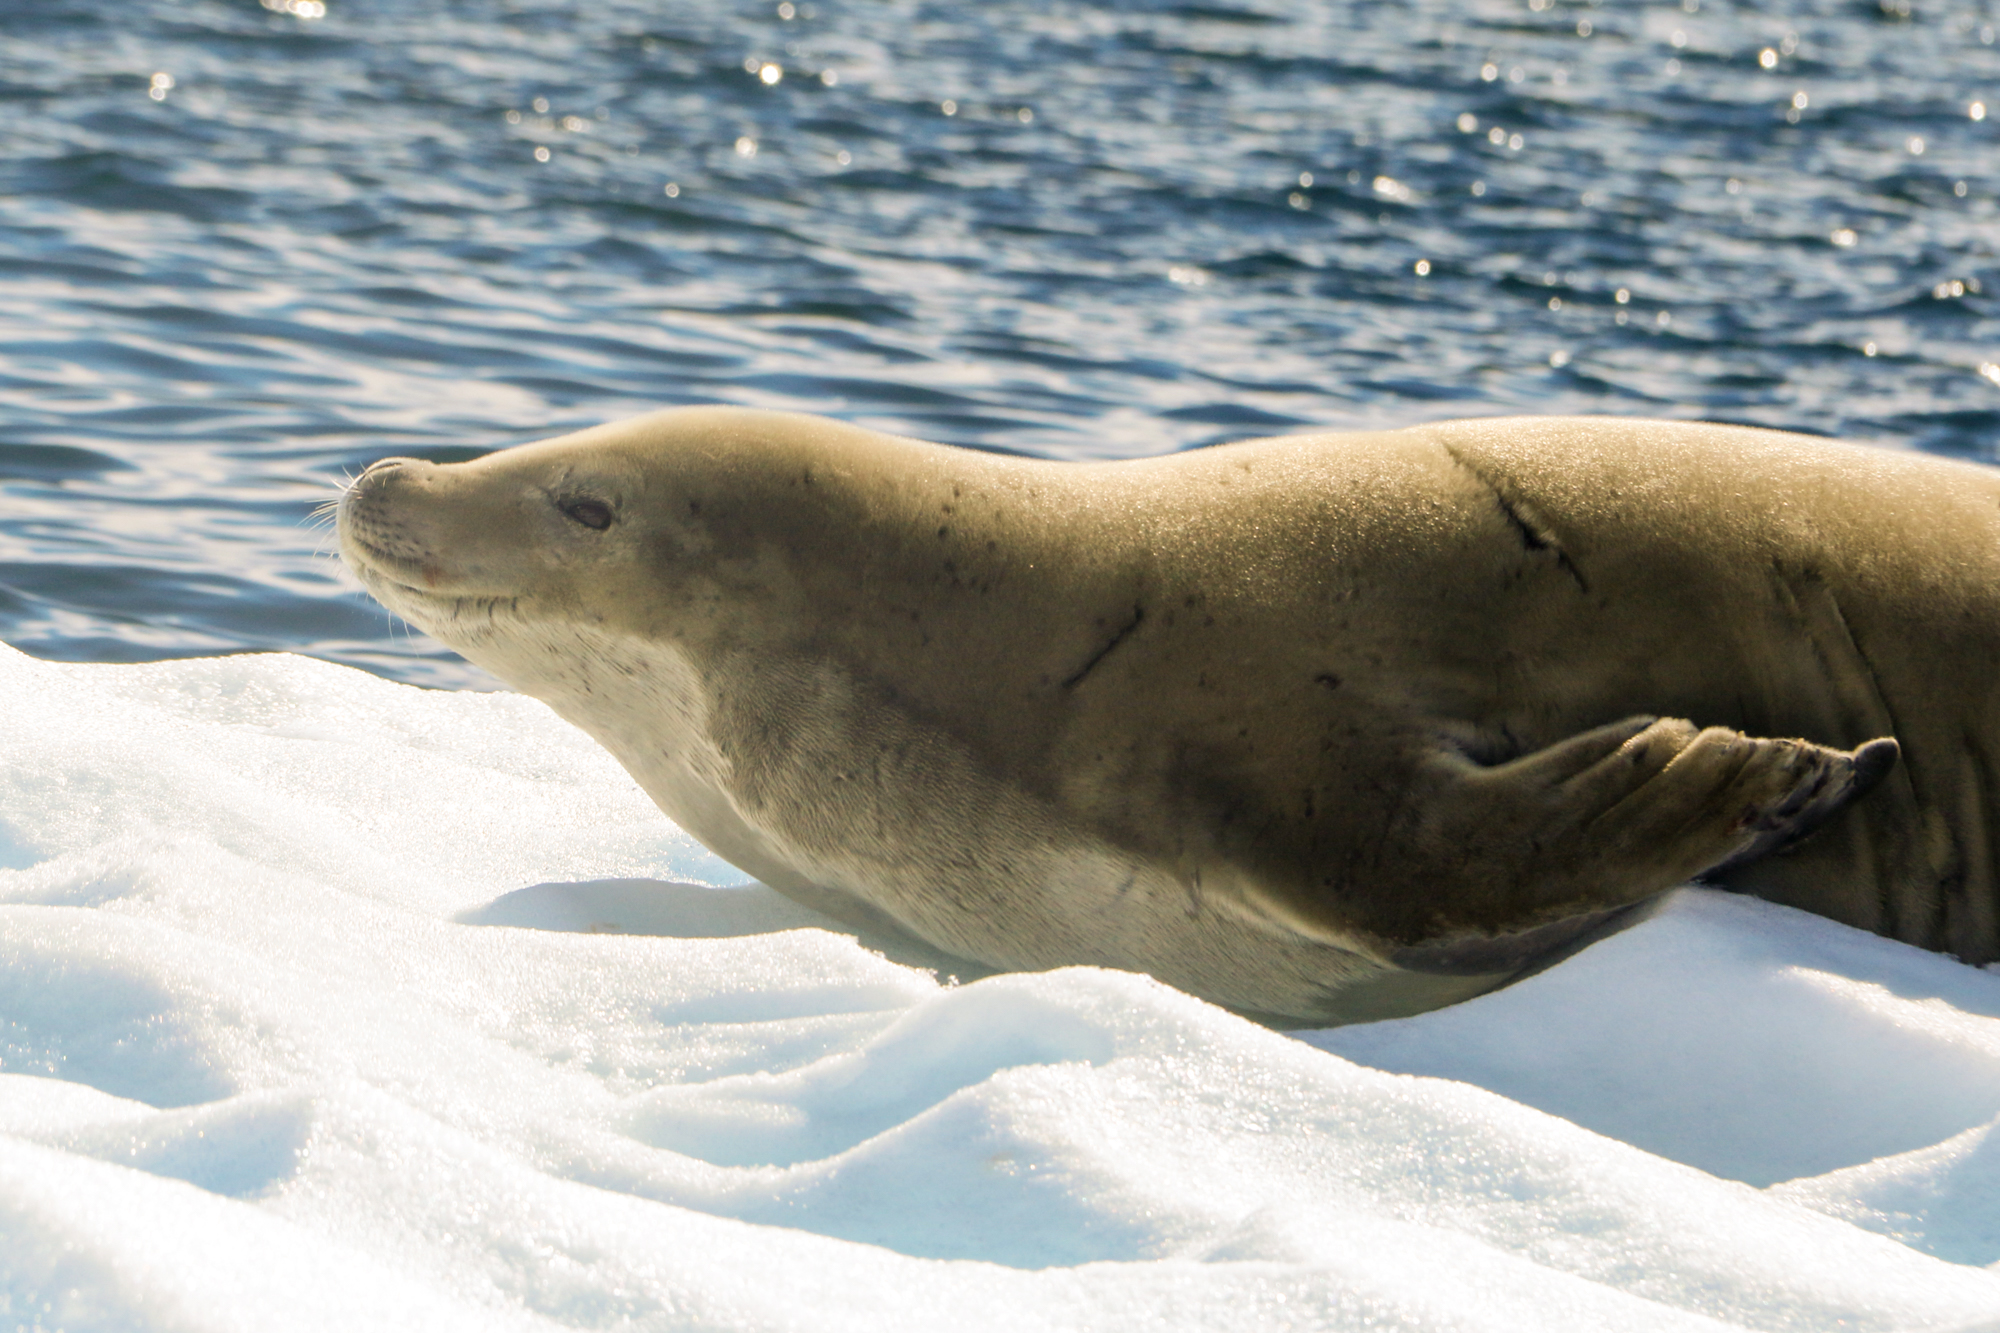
xmin=3 ymin=0 xmax=1997 ymax=686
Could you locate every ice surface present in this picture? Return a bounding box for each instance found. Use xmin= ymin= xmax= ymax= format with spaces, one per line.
xmin=2 ymin=643 xmax=1999 ymax=1331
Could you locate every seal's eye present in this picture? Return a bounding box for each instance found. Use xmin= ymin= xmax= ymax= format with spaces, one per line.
xmin=561 ymin=498 xmax=614 ymax=531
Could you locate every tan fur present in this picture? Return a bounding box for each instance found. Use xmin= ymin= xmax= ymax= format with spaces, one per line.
xmin=339 ymin=409 xmax=1996 ymax=1022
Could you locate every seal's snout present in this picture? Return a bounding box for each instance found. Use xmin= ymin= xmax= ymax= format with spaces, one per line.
xmin=341 ymin=457 xmax=421 ymax=520
xmin=342 ymin=456 xmax=455 ymax=530
xmin=347 ymin=456 xmax=441 ymax=503
xmin=341 ymin=458 xmax=412 ymax=536
xmin=355 ymin=456 xmax=421 ymax=483
xmin=338 ymin=453 xmax=537 ymax=619
xmin=338 ymin=456 xmax=454 ymax=595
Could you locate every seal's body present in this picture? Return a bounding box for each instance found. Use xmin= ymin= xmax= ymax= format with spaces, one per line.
xmin=339 ymin=409 xmax=1994 ymax=1023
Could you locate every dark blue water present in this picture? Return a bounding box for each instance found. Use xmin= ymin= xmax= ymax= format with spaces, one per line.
xmin=3 ymin=0 xmax=1997 ymax=687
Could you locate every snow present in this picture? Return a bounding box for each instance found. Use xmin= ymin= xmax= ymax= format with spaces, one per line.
xmin=2 ymin=643 xmax=1999 ymax=1331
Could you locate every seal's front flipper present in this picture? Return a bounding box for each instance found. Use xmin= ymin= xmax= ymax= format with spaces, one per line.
xmin=1703 ymin=733 xmax=1899 ymax=873
xmin=1570 ymin=720 xmax=1898 ymax=888
xmin=1375 ymin=717 xmax=1899 ymax=947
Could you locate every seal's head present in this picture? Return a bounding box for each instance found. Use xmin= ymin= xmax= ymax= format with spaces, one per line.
xmin=337 ymin=406 xmax=882 ymax=693
xmin=338 ymin=422 xmax=651 ymax=676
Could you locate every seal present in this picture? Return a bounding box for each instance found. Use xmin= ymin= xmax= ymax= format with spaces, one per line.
xmin=338 ymin=408 xmax=1994 ymax=1024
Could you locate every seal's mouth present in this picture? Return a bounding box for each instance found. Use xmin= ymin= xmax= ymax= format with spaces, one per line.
xmin=339 ymin=521 xmax=507 ymax=637
xmin=345 ymin=546 xmax=525 ymax=643
xmin=340 ymin=528 xmax=449 ymax=601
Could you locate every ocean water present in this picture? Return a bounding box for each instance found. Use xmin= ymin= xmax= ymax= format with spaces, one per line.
xmin=3 ymin=0 xmax=1997 ymax=687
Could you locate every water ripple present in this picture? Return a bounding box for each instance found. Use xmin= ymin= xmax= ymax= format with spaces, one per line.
xmin=0 ymin=0 xmax=1996 ymax=684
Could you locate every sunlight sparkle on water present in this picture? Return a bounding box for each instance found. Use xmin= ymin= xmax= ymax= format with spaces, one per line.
xmin=10 ymin=0 xmax=2000 ymax=675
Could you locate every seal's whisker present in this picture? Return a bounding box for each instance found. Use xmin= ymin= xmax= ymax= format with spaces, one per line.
xmin=308 ymin=502 xmax=343 ymax=555
xmin=307 ymin=469 xmax=359 ymax=563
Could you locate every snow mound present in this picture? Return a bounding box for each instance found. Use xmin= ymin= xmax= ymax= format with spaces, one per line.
xmin=1 ymin=644 xmax=1998 ymax=1330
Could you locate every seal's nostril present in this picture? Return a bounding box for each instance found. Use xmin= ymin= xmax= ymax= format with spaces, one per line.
xmin=357 ymin=457 xmax=420 ymax=482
